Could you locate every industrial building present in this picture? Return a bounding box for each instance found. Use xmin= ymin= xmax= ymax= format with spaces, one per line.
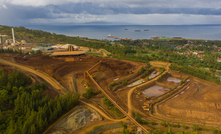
xmin=11 ymin=42 xmax=21 ymax=46
xmin=51 ymin=51 xmax=86 ymax=57
xmin=0 ymin=34 xmax=8 ymax=45
xmin=21 ymin=40 xmax=26 ymax=45
xmin=79 ymin=47 xmax=90 ymax=52
xmin=68 ymin=45 xmax=74 ymax=51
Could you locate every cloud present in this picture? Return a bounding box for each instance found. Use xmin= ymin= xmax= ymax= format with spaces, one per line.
xmin=16 ymin=2 xmax=221 ymax=16
xmin=26 ymin=13 xmax=221 ymax=25
xmin=0 ymin=2 xmax=7 ymax=8
xmin=0 ymin=0 xmax=221 ymax=25
xmin=1 ymin=0 xmax=221 ymax=8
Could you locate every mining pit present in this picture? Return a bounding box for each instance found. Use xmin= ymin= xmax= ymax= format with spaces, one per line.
xmin=48 ymin=105 xmax=103 ymax=134
xmin=2 ymin=53 xmax=139 ymax=95
xmin=154 ymin=70 xmax=221 ymax=126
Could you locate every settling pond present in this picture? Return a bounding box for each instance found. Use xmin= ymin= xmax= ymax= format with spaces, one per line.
xmin=127 ymin=79 xmax=145 ymax=88
xmin=149 ymin=71 xmax=160 ymax=79
xmin=167 ymin=77 xmax=181 ymax=83
xmin=142 ymin=85 xmax=169 ymax=97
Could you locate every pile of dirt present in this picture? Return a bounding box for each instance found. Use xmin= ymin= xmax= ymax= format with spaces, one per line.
xmin=90 ymin=60 xmax=137 ymax=87
xmin=14 ymin=54 xmax=136 ymax=80
xmin=100 ymin=60 xmax=134 ymax=76
xmin=49 ymin=105 xmax=102 ymax=134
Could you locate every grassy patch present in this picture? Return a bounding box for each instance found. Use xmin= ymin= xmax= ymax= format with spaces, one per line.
xmin=103 ymin=96 xmax=124 ymax=118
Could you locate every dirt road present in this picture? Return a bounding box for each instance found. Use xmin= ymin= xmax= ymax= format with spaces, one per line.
xmin=0 ymin=58 xmax=68 ymax=95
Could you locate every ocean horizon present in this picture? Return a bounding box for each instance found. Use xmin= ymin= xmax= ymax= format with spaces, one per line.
xmin=24 ymin=25 xmax=221 ymax=41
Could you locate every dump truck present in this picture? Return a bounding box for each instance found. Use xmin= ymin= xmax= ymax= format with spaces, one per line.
xmin=144 ymin=102 xmax=150 ymax=107
xmin=142 ymin=106 xmax=149 ymax=111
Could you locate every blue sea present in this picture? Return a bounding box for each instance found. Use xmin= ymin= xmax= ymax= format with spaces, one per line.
xmin=24 ymin=25 xmax=221 ymax=40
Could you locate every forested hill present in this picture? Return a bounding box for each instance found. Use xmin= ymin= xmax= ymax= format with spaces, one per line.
xmin=0 ymin=25 xmax=107 ymax=47
xmin=0 ymin=68 xmax=80 ymax=134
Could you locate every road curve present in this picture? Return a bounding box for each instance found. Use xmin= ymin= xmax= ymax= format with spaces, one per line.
xmin=0 ymin=58 xmax=68 ymax=95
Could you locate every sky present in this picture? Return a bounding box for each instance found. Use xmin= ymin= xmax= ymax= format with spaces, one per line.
xmin=0 ymin=0 xmax=221 ymax=25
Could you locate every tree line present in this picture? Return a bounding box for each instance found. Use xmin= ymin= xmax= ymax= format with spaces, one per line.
xmin=169 ymin=64 xmax=220 ymax=84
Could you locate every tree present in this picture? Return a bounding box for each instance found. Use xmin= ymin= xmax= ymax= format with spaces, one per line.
xmin=182 ymin=124 xmax=187 ymax=129
xmin=103 ymin=96 xmax=111 ymax=108
xmin=29 ymin=124 xmax=36 ymax=134
xmin=0 ymin=110 xmax=3 ymax=123
xmin=56 ymin=101 xmax=62 ymax=115
xmin=120 ymin=122 xmax=131 ymax=134
xmin=6 ymin=82 xmax=12 ymax=91
xmin=82 ymin=87 xmax=98 ymax=99
xmin=135 ymin=112 xmax=142 ymax=123
xmin=164 ymin=127 xmax=173 ymax=134
xmin=18 ymin=86 xmax=25 ymax=93
xmin=0 ymin=89 xmax=8 ymax=102
xmin=192 ymin=124 xmax=199 ymax=131
xmin=6 ymin=118 xmax=16 ymax=134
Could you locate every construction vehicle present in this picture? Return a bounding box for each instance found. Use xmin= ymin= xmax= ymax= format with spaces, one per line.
xmin=142 ymin=106 xmax=149 ymax=111
xmin=84 ymin=82 xmax=89 ymax=88
xmin=144 ymin=102 xmax=150 ymax=107
xmin=134 ymin=89 xmax=141 ymax=95
xmin=136 ymin=90 xmax=141 ymax=95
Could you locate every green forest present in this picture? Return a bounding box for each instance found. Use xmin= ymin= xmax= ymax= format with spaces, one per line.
xmin=0 ymin=68 xmax=80 ymax=134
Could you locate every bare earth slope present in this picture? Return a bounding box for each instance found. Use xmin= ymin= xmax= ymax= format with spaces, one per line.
xmin=157 ymin=71 xmax=221 ymax=126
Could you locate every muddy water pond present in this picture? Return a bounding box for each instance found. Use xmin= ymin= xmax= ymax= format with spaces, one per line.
xmin=142 ymin=85 xmax=169 ymax=97
xmin=167 ymin=77 xmax=181 ymax=83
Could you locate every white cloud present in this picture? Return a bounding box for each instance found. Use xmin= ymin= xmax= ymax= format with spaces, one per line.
xmin=0 ymin=0 xmax=221 ymax=25
xmin=26 ymin=13 xmax=221 ymax=25
xmin=2 ymin=4 xmax=7 ymax=8
xmin=0 ymin=2 xmax=7 ymax=8
xmin=1 ymin=0 xmax=221 ymax=8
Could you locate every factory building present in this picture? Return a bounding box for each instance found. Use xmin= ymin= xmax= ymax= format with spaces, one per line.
xmin=68 ymin=45 xmax=74 ymax=51
xmin=51 ymin=51 xmax=86 ymax=57
xmin=0 ymin=34 xmax=8 ymax=45
xmin=79 ymin=47 xmax=90 ymax=52
xmin=11 ymin=42 xmax=21 ymax=46
xmin=21 ymin=40 xmax=26 ymax=45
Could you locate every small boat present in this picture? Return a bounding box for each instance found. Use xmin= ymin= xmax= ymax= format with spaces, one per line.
xmin=124 ymin=29 xmax=128 ymax=30
xmin=135 ymin=30 xmax=141 ymax=32
xmin=144 ymin=29 xmax=149 ymax=31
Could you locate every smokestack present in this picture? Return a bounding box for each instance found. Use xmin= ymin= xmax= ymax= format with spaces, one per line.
xmin=12 ymin=28 xmax=15 ymax=43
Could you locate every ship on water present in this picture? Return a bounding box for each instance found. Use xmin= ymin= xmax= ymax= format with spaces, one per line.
xmin=124 ymin=29 xmax=128 ymax=30
xmin=135 ymin=30 xmax=141 ymax=32
xmin=144 ymin=29 xmax=149 ymax=31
